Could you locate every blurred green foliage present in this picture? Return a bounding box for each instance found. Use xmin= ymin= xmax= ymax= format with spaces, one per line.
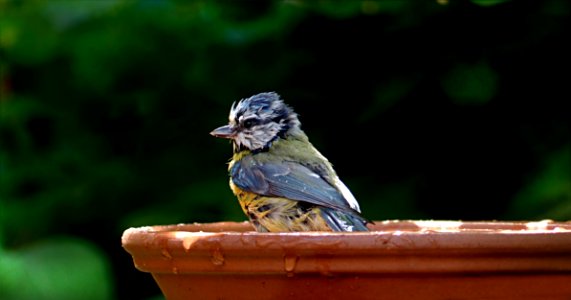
xmin=1 ymin=0 xmax=570 ymax=299
xmin=0 ymin=237 xmax=113 ymax=300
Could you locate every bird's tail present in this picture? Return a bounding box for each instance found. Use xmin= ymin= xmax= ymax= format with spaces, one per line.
xmin=320 ymin=207 xmax=369 ymax=232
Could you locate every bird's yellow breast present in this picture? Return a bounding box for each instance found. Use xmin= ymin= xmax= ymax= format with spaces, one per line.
xmin=229 ymin=177 xmax=331 ymax=232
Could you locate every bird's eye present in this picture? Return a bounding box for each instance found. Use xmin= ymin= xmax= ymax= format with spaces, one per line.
xmin=242 ymin=118 xmax=259 ymax=128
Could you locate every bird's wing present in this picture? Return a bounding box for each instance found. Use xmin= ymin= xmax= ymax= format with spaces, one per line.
xmin=230 ymin=155 xmax=356 ymax=212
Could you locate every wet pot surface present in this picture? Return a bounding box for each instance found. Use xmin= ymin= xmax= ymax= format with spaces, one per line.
xmin=122 ymin=220 xmax=571 ymax=300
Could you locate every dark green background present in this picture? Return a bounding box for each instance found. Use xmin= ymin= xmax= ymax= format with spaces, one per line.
xmin=1 ymin=0 xmax=570 ymax=299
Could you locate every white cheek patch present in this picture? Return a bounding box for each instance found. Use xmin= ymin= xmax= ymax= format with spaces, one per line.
xmin=248 ymin=123 xmax=280 ymax=150
xmin=235 ymin=134 xmax=252 ymax=150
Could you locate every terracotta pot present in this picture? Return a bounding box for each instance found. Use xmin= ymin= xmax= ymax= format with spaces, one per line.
xmin=122 ymin=220 xmax=571 ymax=300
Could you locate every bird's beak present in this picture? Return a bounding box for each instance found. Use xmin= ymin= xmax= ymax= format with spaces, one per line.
xmin=210 ymin=125 xmax=235 ymax=139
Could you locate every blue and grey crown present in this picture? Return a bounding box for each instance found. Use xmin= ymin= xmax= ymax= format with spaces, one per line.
xmin=229 ymin=92 xmax=300 ymax=132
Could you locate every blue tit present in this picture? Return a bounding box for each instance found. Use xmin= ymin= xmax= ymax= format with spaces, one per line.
xmin=210 ymin=92 xmax=369 ymax=232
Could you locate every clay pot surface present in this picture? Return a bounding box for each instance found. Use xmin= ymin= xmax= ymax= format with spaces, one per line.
xmin=122 ymin=220 xmax=571 ymax=299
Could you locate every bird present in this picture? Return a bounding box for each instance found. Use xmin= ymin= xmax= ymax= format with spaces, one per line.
xmin=210 ymin=92 xmax=369 ymax=232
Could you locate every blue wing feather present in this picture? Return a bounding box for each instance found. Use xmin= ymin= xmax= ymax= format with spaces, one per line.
xmin=231 ymin=155 xmax=355 ymax=212
xmin=231 ymin=162 xmax=269 ymax=194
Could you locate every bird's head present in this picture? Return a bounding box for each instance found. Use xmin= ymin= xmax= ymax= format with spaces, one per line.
xmin=210 ymin=92 xmax=301 ymax=152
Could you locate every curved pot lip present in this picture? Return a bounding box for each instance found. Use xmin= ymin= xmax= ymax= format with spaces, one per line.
xmin=122 ymin=220 xmax=571 ymax=251
xmin=125 ymin=219 xmax=571 ymax=234
xmin=122 ymin=220 xmax=571 ymax=275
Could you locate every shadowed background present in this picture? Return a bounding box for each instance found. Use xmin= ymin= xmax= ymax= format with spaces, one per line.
xmin=1 ymin=0 xmax=570 ymax=299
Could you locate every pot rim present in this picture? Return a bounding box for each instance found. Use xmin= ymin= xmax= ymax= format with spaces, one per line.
xmin=122 ymin=220 xmax=571 ymax=275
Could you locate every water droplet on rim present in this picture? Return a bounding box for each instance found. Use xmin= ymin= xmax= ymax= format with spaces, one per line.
xmin=284 ymin=255 xmax=298 ymax=277
xmin=161 ymin=248 xmax=172 ymax=260
xmin=210 ymin=249 xmax=225 ymax=266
